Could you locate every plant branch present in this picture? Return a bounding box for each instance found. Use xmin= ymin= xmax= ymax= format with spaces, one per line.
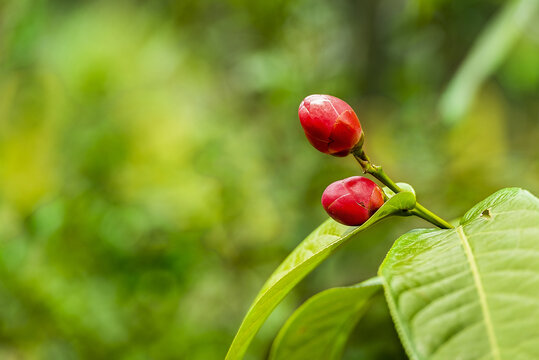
xmin=352 ymin=147 xmax=453 ymax=229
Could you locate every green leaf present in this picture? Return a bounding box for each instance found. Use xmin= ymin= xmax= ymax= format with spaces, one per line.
xmin=380 ymin=188 xmax=539 ymax=360
xmin=383 ymin=182 xmax=416 ymax=200
xmin=270 ymin=277 xmax=382 ymax=360
xmin=226 ymin=189 xmax=416 ymax=360
xmin=438 ymin=0 xmax=539 ymax=125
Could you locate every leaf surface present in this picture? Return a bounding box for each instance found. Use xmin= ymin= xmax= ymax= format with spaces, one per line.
xmin=380 ymin=188 xmax=539 ymax=360
xmin=270 ymin=277 xmax=382 ymax=360
xmin=226 ymin=189 xmax=416 ymax=360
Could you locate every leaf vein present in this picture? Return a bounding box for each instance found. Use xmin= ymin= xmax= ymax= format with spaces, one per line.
xmin=457 ymin=225 xmax=501 ymax=360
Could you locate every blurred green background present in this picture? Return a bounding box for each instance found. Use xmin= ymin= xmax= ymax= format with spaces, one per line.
xmin=0 ymin=0 xmax=538 ymax=359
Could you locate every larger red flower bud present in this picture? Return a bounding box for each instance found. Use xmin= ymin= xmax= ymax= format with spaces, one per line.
xmin=322 ymin=176 xmax=384 ymax=226
xmin=298 ymin=94 xmax=363 ymax=157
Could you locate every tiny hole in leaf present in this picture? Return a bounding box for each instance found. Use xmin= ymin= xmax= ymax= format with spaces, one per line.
xmin=480 ymin=209 xmax=492 ymax=219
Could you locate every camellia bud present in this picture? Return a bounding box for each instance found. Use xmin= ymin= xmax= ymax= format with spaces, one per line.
xmin=298 ymin=94 xmax=363 ymax=157
xmin=321 ymin=176 xmax=384 ymax=226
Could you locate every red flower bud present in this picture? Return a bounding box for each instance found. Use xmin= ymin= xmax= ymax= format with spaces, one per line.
xmin=321 ymin=176 xmax=384 ymax=226
xmin=298 ymin=94 xmax=363 ymax=157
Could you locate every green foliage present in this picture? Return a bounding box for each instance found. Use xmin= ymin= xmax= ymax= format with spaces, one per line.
xmin=380 ymin=188 xmax=539 ymax=359
xmin=439 ymin=0 xmax=539 ymax=124
xmin=229 ymin=188 xmax=539 ymax=359
xmin=226 ymin=190 xmax=416 ymax=360
xmin=270 ymin=277 xmax=381 ymax=360
xmin=0 ymin=0 xmax=538 ymax=359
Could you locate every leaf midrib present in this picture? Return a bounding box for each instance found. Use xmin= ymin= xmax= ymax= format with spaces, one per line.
xmin=457 ymin=225 xmax=501 ymax=360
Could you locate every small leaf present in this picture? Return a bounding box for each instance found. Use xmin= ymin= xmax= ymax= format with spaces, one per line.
xmin=382 ymin=182 xmax=416 ymax=199
xmin=270 ymin=277 xmax=382 ymax=360
xmin=380 ymin=188 xmax=539 ymax=360
xmin=226 ymin=189 xmax=416 ymax=360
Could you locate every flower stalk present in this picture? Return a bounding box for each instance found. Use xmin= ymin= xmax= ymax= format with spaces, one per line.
xmin=352 ymin=147 xmax=453 ymax=229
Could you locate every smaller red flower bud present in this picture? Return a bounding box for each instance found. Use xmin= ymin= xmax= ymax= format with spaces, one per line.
xmin=298 ymin=94 xmax=363 ymax=157
xmin=321 ymin=176 xmax=385 ymax=226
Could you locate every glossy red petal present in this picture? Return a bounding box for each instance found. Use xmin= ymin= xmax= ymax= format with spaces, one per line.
xmin=368 ymin=186 xmax=385 ymax=214
xmin=298 ymin=94 xmax=362 ymax=157
xmin=304 ymin=132 xmax=330 ymax=154
xmin=323 ymin=95 xmax=353 ymax=115
xmin=321 ymin=176 xmax=385 ymax=226
xmin=326 ymin=194 xmax=370 ymax=226
xmin=328 ymin=112 xmax=362 ymax=155
xmin=321 ymin=180 xmax=348 ymax=208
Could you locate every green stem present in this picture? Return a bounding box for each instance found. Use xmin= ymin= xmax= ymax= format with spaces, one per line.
xmin=352 ymin=147 xmax=453 ymax=229
xmin=410 ymin=203 xmax=454 ymax=229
